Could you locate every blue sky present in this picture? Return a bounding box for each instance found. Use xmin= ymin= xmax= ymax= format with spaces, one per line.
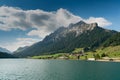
xmin=0 ymin=0 xmax=120 ymax=51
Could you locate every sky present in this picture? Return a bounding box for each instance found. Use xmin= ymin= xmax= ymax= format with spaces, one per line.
xmin=0 ymin=0 xmax=120 ymax=52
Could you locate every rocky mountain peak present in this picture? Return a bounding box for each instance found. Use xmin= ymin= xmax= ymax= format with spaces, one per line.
xmin=67 ymin=21 xmax=98 ymax=36
xmin=68 ymin=20 xmax=86 ymax=28
xmin=90 ymin=23 xmax=98 ymax=28
xmin=76 ymin=20 xmax=86 ymax=24
xmin=44 ymin=21 xmax=99 ymax=42
xmin=68 ymin=21 xmax=98 ymax=29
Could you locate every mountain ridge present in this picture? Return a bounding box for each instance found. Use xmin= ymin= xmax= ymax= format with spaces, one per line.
xmin=0 ymin=47 xmax=11 ymax=53
xmin=0 ymin=51 xmax=16 ymax=58
xmin=14 ymin=21 xmax=117 ymax=57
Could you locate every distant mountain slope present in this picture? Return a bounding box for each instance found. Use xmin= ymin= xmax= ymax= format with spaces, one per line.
xmin=14 ymin=46 xmax=29 ymax=53
xmin=103 ymin=32 xmax=120 ymax=47
xmin=14 ymin=21 xmax=117 ymax=57
xmin=0 ymin=52 xmax=16 ymax=58
xmin=0 ymin=47 xmax=11 ymax=53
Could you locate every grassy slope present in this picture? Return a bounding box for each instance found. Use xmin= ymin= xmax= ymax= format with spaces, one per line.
xmin=31 ymin=45 xmax=120 ymax=59
xmin=95 ymin=46 xmax=120 ymax=58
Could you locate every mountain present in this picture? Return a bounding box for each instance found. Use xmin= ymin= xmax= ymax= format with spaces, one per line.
xmin=14 ymin=46 xmax=29 ymax=53
xmin=14 ymin=21 xmax=117 ymax=57
xmin=0 ymin=52 xmax=16 ymax=58
xmin=0 ymin=47 xmax=11 ymax=53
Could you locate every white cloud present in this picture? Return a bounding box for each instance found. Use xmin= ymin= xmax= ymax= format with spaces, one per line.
xmin=0 ymin=38 xmax=39 ymax=52
xmin=27 ymin=29 xmax=50 ymax=39
xmin=0 ymin=6 xmax=112 ymax=39
xmin=84 ymin=17 xmax=112 ymax=27
xmin=56 ymin=8 xmax=82 ymax=27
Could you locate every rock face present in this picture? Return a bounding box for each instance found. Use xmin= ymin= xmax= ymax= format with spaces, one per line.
xmin=44 ymin=21 xmax=98 ymax=42
xmin=14 ymin=21 xmax=117 ymax=57
xmin=67 ymin=21 xmax=98 ymax=36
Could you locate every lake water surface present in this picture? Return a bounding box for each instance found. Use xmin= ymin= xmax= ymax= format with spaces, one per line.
xmin=0 ymin=59 xmax=120 ymax=80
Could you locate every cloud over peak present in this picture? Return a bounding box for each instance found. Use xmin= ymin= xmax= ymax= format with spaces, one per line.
xmin=85 ymin=17 xmax=112 ymax=27
xmin=0 ymin=6 xmax=112 ymax=38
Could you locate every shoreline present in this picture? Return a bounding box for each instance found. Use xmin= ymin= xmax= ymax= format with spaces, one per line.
xmin=1 ymin=58 xmax=120 ymax=62
xmin=31 ymin=57 xmax=120 ymax=62
xmin=96 ymin=59 xmax=120 ymax=62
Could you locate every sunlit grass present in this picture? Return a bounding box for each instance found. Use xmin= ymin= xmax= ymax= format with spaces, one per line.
xmin=31 ymin=45 xmax=120 ymax=59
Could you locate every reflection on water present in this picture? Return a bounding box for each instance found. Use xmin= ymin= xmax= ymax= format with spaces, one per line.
xmin=0 ymin=59 xmax=120 ymax=80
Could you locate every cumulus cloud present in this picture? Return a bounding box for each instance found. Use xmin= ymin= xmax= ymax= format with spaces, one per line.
xmin=27 ymin=29 xmax=50 ymax=39
xmin=0 ymin=38 xmax=39 ymax=52
xmin=0 ymin=6 xmax=112 ymax=38
xmin=84 ymin=17 xmax=112 ymax=27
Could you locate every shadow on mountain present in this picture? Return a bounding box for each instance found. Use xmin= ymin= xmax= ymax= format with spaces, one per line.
xmin=0 ymin=52 xmax=18 ymax=58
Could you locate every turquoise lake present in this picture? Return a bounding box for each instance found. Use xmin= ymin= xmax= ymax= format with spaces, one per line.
xmin=0 ymin=59 xmax=120 ymax=80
